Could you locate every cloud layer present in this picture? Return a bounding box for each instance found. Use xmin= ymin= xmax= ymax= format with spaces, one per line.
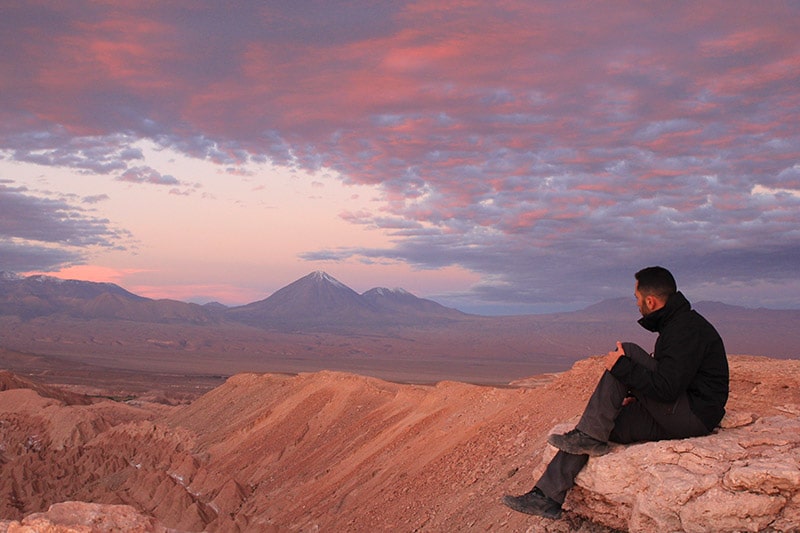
xmin=0 ymin=181 xmax=125 ymax=272
xmin=1 ymin=1 xmax=798 ymax=311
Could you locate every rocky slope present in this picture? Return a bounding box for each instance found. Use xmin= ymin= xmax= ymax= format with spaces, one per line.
xmin=1 ymin=355 xmax=798 ymax=532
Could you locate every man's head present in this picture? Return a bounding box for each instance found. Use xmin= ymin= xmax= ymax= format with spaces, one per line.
xmin=634 ymin=266 xmax=677 ymax=316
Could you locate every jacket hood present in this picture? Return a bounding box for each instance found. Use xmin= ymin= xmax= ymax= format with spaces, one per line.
xmin=638 ymin=291 xmax=691 ymax=333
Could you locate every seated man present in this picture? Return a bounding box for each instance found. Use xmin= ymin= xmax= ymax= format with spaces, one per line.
xmin=503 ymin=266 xmax=729 ymax=519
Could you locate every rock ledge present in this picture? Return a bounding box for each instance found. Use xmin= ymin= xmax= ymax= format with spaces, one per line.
xmin=561 ymin=412 xmax=800 ymax=532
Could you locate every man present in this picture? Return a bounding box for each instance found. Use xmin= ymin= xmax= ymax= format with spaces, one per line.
xmin=503 ymin=266 xmax=729 ymax=519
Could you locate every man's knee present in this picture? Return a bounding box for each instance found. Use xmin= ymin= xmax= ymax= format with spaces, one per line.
xmin=622 ymin=342 xmax=655 ymax=369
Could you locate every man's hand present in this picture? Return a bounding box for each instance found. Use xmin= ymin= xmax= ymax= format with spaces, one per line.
xmin=604 ymin=341 xmax=625 ymax=371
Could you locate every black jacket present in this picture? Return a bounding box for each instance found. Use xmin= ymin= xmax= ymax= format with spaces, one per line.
xmin=610 ymin=291 xmax=729 ymax=430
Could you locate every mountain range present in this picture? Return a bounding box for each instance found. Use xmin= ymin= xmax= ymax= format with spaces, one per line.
xmin=0 ymin=270 xmax=464 ymax=328
xmin=1 ymin=270 xmax=798 ymax=388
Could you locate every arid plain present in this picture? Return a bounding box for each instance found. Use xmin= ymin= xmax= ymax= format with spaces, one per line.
xmin=1 ymin=271 xmax=797 ymax=398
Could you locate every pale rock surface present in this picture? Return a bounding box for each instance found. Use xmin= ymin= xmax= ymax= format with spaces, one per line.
xmin=0 ymin=502 xmax=167 ymax=532
xmin=553 ymin=410 xmax=800 ymax=531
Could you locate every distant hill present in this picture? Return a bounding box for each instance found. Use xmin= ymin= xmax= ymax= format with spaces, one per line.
xmin=0 ymin=271 xmax=214 ymax=324
xmin=555 ymin=295 xmax=800 ymax=360
xmin=362 ymin=286 xmax=466 ymax=319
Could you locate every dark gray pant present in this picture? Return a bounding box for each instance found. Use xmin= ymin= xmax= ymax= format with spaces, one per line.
xmin=536 ymin=343 xmax=709 ymax=504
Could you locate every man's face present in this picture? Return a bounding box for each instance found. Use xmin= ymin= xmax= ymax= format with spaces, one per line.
xmin=635 ymin=282 xmax=651 ymax=317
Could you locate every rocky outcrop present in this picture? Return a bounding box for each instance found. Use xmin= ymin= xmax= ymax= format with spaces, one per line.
xmin=0 ymin=371 xmax=91 ymax=406
xmin=0 ymin=501 xmax=166 ymax=532
xmin=556 ymin=412 xmax=800 ymax=532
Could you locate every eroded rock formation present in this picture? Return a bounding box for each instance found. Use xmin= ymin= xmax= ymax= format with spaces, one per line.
xmin=0 ymin=355 xmax=798 ymax=532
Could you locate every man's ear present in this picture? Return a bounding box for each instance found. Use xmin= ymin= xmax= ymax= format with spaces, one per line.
xmin=646 ymin=294 xmax=664 ymax=311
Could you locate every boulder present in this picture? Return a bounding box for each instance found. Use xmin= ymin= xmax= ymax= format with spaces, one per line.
xmin=0 ymin=502 xmax=167 ymax=533
xmin=558 ymin=413 xmax=800 ymax=532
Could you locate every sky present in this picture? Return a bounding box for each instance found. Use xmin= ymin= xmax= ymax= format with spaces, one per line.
xmin=1 ymin=1 xmax=799 ymax=314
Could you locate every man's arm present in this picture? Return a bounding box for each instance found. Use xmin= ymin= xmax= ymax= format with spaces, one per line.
xmin=610 ymin=321 xmax=703 ymax=402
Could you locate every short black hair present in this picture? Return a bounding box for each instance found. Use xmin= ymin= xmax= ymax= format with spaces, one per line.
xmin=635 ymin=266 xmax=677 ymax=299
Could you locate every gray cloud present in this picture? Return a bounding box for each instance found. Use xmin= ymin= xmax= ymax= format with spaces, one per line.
xmin=1 ymin=126 xmax=144 ymax=175
xmin=0 ymin=183 xmax=127 ymax=271
xmin=118 ymin=166 xmax=180 ymax=186
xmin=82 ymin=194 xmax=110 ymax=204
xmin=0 ymin=240 xmax=82 ymax=273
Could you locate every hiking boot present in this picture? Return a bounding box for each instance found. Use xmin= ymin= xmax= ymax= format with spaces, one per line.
xmin=502 ymin=487 xmax=562 ymax=519
xmin=548 ymin=428 xmax=609 ymax=456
